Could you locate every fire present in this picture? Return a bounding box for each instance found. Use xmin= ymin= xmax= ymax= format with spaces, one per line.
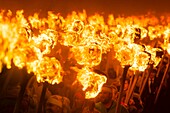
xmin=114 ymin=43 xmax=150 ymax=71
xmin=0 ymin=10 xmax=28 ymax=70
xmin=131 ymin=51 xmax=150 ymax=71
xmin=71 ymin=45 xmax=102 ymax=67
xmin=162 ymin=28 xmax=170 ymax=52
xmin=1 ymin=10 xmax=170 ymax=98
xmin=31 ymin=57 xmax=63 ymax=85
xmin=167 ymin=43 xmax=170 ymax=54
xmin=145 ymin=45 xmax=162 ymax=67
xmin=114 ymin=43 xmax=135 ymax=66
xmin=13 ymin=45 xmax=38 ymax=69
xmin=76 ymin=67 xmax=107 ymax=99
xmin=29 ymin=29 xmax=57 ymax=56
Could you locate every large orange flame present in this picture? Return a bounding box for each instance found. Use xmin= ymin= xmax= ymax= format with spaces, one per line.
xmin=71 ymin=45 xmax=102 ymax=67
xmin=32 ymin=57 xmax=63 ymax=85
xmin=76 ymin=67 xmax=107 ymax=99
xmin=0 ymin=10 xmax=170 ymax=98
xmin=114 ymin=43 xmax=150 ymax=71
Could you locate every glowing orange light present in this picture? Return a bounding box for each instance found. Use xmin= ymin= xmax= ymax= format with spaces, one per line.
xmin=76 ymin=67 xmax=107 ymax=99
xmin=1 ymin=10 xmax=170 ymax=99
xmin=32 ymin=57 xmax=63 ymax=85
xmin=71 ymin=45 xmax=102 ymax=67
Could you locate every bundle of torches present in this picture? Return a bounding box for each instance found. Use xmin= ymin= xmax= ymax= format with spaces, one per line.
xmin=0 ymin=10 xmax=170 ymax=99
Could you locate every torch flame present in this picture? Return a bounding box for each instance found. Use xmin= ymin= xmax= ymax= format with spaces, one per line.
xmin=32 ymin=57 xmax=63 ymax=85
xmin=1 ymin=10 xmax=170 ymax=99
xmin=71 ymin=44 xmax=102 ymax=67
xmin=167 ymin=43 xmax=170 ymax=54
xmin=76 ymin=67 xmax=107 ymax=99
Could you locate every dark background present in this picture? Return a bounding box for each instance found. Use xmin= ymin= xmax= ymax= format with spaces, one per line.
xmin=0 ymin=0 xmax=170 ymax=17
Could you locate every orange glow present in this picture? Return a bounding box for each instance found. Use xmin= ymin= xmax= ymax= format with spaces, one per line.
xmin=167 ymin=43 xmax=170 ymax=54
xmin=1 ymin=10 xmax=170 ymax=98
xmin=162 ymin=27 xmax=170 ymax=52
xmin=114 ymin=43 xmax=150 ymax=71
xmin=29 ymin=29 xmax=57 ymax=56
xmin=32 ymin=57 xmax=63 ymax=84
xmin=71 ymin=45 xmax=102 ymax=67
xmin=0 ymin=10 xmax=28 ymax=70
xmin=76 ymin=67 xmax=107 ymax=99
xmin=145 ymin=45 xmax=162 ymax=67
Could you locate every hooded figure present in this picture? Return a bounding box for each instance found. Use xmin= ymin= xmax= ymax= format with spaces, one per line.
xmin=45 ymin=95 xmax=71 ymax=113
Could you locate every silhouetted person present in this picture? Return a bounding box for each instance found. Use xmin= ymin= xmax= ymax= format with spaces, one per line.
xmin=141 ymin=69 xmax=159 ymax=113
xmin=95 ymin=85 xmax=129 ymax=113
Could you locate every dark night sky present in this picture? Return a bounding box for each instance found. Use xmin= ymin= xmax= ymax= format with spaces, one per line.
xmin=0 ymin=0 xmax=170 ymax=17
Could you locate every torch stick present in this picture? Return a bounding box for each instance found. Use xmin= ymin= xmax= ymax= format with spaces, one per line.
xmin=139 ymin=71 xmax=149 ymax=97
xmin=13 ymin=70 xmax=29 ymax=113
xmin=115 ymin=65 xmax=130 ymax=113
xmin=154 ymin=59 xmax=169 ymax=104
xmin=124 ymin=72 xmax=134 ymax=104
xmin=139 ymin=65 xmax=153 ymax=97
xmin=125 ymin=71 xmax=139 ymax=105
xmin=155 ymin=56 xmax=164 ymax=78
xmin=37 ymin=82 xmax=48 ymax=113
xmin=139 ymin=70 xmax=146 ymax=91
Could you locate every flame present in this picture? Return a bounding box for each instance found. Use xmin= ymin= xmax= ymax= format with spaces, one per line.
xmin=145 ymin=45 xmax=162 ymax=67
xmin=76 ymin=67 xmax=107 ymax=99
xmin=71 ymin=44 xmax=102 ymax=67
xmin=167 ymin=43 xmax=170 ymax=54
xmin=1 ymin=10 xmax=170 ymax=98
xmin=63 ymin=20 xmax=85 ymax=46
xmin=29 ymin=29 xmax=57 ymax=56
xmin=130 ymin=51 xmax=150 ymax=71
xmin=114 ymin=42 xmax=135 ymax=66
xmin=114 ymin=43 xmax=150 ymax=71
xmin=162 ymin=28 xmax=170 ymax=52
xmin=31 ymin=57 xmax=63 ymax=85
xmin=13 ymin=45 xmax=38 ymax=69
xmin=0 ymin=10 xmax=28 ymax=70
